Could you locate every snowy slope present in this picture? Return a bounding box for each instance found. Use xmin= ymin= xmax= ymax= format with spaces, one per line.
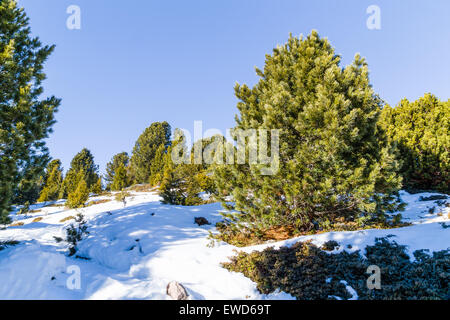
xmin=0 ymin=190 xmax=448 ymax=300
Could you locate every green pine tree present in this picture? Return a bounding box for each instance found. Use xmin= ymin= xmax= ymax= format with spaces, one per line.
xmin=61 ymin=148 xmax=99 ymax=198
xmin=0 ymin=0 xmax=60 ymax=223
xmin=104 ymin=152 xmax=129 ymax=190
xmin=214 ymin=31 xmax=402 ymax=234
xmin=131 ymin=121 xmax=171 ymax=183
xmin=149 ymin=144 xmax=166 ymax=186
xmin=379 ymin=94 xmax=449 ymax=192
xmin=111 ymin=164 xmax=129 ymax=191
xmin=91 ymin=176 xmax=103 ymax=194
xmin=66 ymin=171 xmax=89 ymax=209
xmin=38 ymin=159 xmax=64 ymax=202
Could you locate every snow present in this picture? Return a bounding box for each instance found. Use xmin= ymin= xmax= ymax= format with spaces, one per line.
xmin=0 ymin=190 xmax=448 ymax=300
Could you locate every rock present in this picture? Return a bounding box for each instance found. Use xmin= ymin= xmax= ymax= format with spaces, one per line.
xmin=194 ymin=217 xmax=210 ymax=226
xmin=166 ymin=281 xmax=189 ymax=300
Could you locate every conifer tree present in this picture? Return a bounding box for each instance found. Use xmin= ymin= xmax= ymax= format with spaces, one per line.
xmin=104 ymin=152 xmax=129 ymax=190
xmin=131 ymin=122 xmax=171 ymax=183
xmin=214 ymin=31 xmax=402 ymax=233
xmin=38 ymin=159 xmax=63 ymax=202
xmin=160 ymin=132 xmax=185 ymax=204
xmin=91 ymin=176 xmax=103 ymax=195
xmin=149 ymin=144 xmax=166 ymax=186
xmin=379 ymin=94 xmax=449 ymax=192
xmin=61 ymin=148 xmax=99 ymax=198
xmin=66 ymin=172 xmax=89 ymax=209
xmin=111 ymin=164 xmax=129 ymax=191
xmin=0 ymin=0 xmax=60 ymax=223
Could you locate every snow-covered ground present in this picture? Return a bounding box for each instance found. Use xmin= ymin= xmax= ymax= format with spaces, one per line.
xmin=0 ymin=190 xmax=448 ymax=300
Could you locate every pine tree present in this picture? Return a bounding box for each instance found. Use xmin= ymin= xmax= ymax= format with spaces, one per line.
xmin=159 ymin=130 xmax=189 ymax=205
xmin=214 ymin=31 xmax=402 ymax=234
xmin=149 ymin=144 xmax=166 ymax=186
xmin=104 ymin=152 xmax=129 ymax=190
xmin=159 ymin=132 xmax=218 ymax=205
xmin=131 ymin=121 xmax=171 ymax=183
xmin=379 ymin=94 xmax=449 ymax=192
xmin=0 ymin=0 xmax=60 ymax=223
xmin=66 ymin=171 xmax=89 ymax=209
xmin=110 ymin=163 xmax=129 ymax=191
xmin=38 ymin=159 xmax=63 ymax=202
xmin=61 ymin=148 xmax=99 ymax=198
xmin=91 ymin=176 xmax=103 ymax=194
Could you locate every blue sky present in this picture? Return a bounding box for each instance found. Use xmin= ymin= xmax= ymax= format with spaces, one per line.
xmin=18 ymin=0 xmax=450 ymax=174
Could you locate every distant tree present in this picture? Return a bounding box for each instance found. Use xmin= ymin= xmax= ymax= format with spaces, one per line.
xmin=0 ymin=0 xmax=60 ymax=223
xmin=66 ymin=172 xmax=89 ymax=209
xmin=111 ymin=164 xmax=129 ymax=191
xmin=61 ymin=148 xmax=99 ymax=198
xmin=131 ymin=122 xmax=171 ymax=183
xmin=159 ymin=131 xmax=217 ymax=205
xmin=379 ymin=94 xmax=449 ymax=192
xmin=104 ymin=152 xmax=129 ymax=189
xmin=149 ymin=144 xmax=166 ymax=186
xmin=38 ymin=159 xmax=64 ymax=202
xmin=214 ymin=31 xmax=402 ymax=234
xmin=91 ymin=176 xmax=103 ymax=195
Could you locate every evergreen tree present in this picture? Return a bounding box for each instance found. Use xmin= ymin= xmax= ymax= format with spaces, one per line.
xmin=66 ymin=172 xmax=89 ymax=209
xmin=131 ymin=121 xmax=171 ymax=183
xmin=0 ymin=0 xmax=60 ymax=223
xmin=159 ymin=130 xmax=190 ymax=205
xmin=38 ymin=159 xmax=63 ymax=202
xmin=149 ymin=144 xmax=166 ymax=186
xmin=379 ymin=94 xmax=449 ymax=192
xmin=110 ymin=163 xmax=129 ymax=191
xmin=104 ymin=152 xmax=129 ymax=190
xmin=159 ymin=132 xmax=218 ymax=205
xmin=91 ymin=176 xmax=103 ymax=195
xmin=214 ymin=31 xmax=402 ymax=234
xmin=61 ymin=148 xmax=99 ymax=197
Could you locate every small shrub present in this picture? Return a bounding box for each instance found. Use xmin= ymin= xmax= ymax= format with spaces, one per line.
xmin=222 ymin=238 xmax=449 ymax=300
xmin=66 ymin=213 xmax=89 ymax=256
xmin=0 ymin=240 xmax=19 ymax=251
xmin=32 ymin=217 xmax=43 ymax=223
xmin=115 ymin=191 xmax=131 ymax=206
xmin=17 ymin=201 xmax=30 ymax=215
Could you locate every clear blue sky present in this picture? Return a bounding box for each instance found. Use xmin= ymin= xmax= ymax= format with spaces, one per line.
xmin=18 ymin=0 xmax=450 ymax=174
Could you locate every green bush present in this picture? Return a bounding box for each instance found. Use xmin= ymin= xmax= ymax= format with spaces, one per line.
xmin=379 ymin=94 xmax=449 ymax=192
xmin=223 ymin=238 xmax=449 ymax=300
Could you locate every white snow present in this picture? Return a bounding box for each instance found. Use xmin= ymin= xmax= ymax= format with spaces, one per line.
xmin=0 ymin=190 xmax=448 ymax=300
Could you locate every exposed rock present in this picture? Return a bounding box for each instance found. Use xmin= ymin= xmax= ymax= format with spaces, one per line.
xmin=194 ymin=217 xmax=210 ymax=226
xmin=166 ymin=281 xmax=189 ymax=300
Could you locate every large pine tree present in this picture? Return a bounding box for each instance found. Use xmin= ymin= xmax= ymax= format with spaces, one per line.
xmin=0 ymin=0 xmax=60 ymax=223
xmin=131 ymin=121 xmax=171 ymax=183
xmin=214 ymin=31 xmax=402 ymax=234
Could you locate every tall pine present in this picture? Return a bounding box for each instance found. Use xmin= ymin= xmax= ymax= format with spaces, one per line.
xmin=131 ymin=121 xmax=171 ymax=183
xmin=214 ymin=31 xmax=402 ymax=234
xmin=0 ymin=0 xmax=60 ymax=223
xmin=38 ymin=159 xmax=63 ymax=202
